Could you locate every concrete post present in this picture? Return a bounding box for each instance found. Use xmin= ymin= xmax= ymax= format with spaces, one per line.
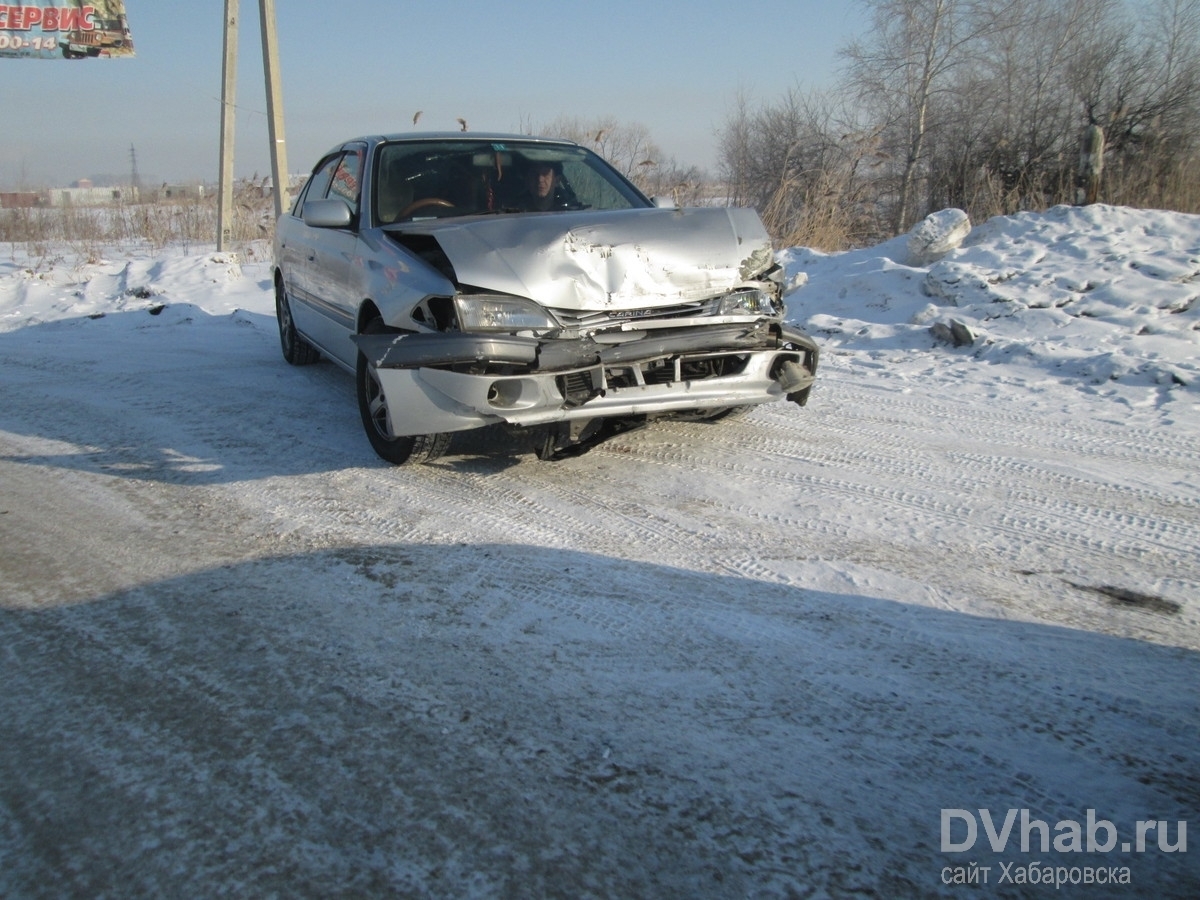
xmin=217 ymin=0 xmax=238 ymax=250
xmin=259 ymin=0 xmax=289 ymax=220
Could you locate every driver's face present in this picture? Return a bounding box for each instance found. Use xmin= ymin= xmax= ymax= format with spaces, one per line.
xmin=528 ymin=165 xmax=557 ymax=197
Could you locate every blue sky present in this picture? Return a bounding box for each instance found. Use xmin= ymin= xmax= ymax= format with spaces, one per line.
xmin=1 ymin=1 xmax=867 ymax=189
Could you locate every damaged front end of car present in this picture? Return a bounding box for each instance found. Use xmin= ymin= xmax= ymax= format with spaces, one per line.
xmin=354 ymin=207 xmax=819 ymax=456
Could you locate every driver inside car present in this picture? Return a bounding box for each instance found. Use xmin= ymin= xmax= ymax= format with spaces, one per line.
xmin=512 ymin=160 xmax=566 ymax=211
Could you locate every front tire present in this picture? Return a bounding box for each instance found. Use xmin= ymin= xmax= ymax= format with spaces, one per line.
xmin=275 ymin=276 xmax=320 ymax=365
xmin=355 ymin=317 xmax=450 ymax=465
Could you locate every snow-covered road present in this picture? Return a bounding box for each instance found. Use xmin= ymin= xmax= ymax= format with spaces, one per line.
xmin=1 ymin=208 xmax=1198 ymax=896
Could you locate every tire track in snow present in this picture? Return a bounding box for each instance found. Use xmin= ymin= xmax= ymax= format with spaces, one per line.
xmin=564 ymin=395 xmax=1200 ymax=637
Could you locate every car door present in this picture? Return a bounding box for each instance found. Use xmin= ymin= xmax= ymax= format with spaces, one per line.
xmin=285 ymin=145 xmax=366 ymax=368
xmin=277 ymin=151 xmax=340 ymax=341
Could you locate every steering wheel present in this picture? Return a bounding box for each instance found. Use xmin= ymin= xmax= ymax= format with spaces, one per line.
xmin=396 ymin=197 xmax=455 ymax=219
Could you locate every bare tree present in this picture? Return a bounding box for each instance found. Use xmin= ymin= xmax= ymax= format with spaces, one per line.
xmin=538 ymin=116 xmax=662 ymax=183
xmin=955 ymin=0 xmax=1104 ymax=210
xmin=635 ymin=158 xmax=713 ymax=207
xmin=718 ymin=90 xmax=755 ymax=207
xmin=725 ymin=0 xmax=1200 ymax=247
xmin=717 ymin=87 xmax=882 ymax=247
xmin=842 ymin=0 xmax=983 ymax=232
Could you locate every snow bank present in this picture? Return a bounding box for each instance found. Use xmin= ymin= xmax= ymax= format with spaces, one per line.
xmin=782 ymin=205 xmax=1200 ymax=391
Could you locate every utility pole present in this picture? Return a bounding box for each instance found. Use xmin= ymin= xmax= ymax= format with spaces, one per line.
xmin=129 ymin=143 xmax=140 ymax=202
xmin=260 ymin=0 xmax=289 ymax=219
xmin=217 ymin=0 xmax=238 ymax=250
xmin=216 ymin=0 xmax=290 ymax=250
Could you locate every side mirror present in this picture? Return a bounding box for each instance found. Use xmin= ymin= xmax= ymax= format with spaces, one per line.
xmin=303 ymin=197 xmax=354 ymax=228
xmin=652 ymin=196 xmax=679 ymax=209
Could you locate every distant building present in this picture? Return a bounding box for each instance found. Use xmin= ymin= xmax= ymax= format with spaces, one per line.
xmin=160 ymin=184 xmax=206 ymax=201
xmin=45 ymin=186 xmax=131 ymax=207
xmin=0 ymin=192 xmax=45 ymax=209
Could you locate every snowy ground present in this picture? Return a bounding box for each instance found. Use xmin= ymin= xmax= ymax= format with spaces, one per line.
xmin=0 ymin=205 xmax=1197 ymax=897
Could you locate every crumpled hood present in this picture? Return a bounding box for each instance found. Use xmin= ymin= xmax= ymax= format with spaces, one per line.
xmin=386 ymin=206 xmax=774 ymax=311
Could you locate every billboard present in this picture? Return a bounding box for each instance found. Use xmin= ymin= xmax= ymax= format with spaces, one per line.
xmin=0 ymin=2 xmax=134 ymax=59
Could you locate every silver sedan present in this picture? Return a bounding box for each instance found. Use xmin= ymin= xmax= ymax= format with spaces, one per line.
xmin=273 ymin=133 xmax=819 ymax=463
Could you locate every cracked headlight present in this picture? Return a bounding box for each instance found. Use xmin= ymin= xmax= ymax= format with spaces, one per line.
xmin=718 ymin=287 xmax=779 ymax=316
xmin=454 ymin=295 xmax=560 ymax=333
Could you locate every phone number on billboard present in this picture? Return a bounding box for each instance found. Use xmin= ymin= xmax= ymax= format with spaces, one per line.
xmin=0 ymin=35 xmax=58 ymax=50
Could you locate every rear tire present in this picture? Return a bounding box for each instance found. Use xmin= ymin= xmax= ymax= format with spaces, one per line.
xmin=355 ymin=317 xmax=450 ymax=465
xmin=275 ymin=276 xmax=320 ymax=365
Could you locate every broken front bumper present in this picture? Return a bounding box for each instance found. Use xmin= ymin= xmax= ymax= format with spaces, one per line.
xmin=351 ymin=320 xmax=819 ymax=437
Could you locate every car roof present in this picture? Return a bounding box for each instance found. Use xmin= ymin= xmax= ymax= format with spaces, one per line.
xmin=339 ymin=131 xmax=581 ymax=148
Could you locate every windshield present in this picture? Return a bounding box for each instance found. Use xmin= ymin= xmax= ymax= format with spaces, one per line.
xmin=374 ymin=140 xmax=652 ymax=224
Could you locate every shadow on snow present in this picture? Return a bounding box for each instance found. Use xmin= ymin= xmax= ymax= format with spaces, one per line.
xmin=1 ymin=543 xmax=1197 ymax=898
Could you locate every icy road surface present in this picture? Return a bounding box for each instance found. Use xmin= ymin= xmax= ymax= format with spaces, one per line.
xmin=1 ymin=216 xmax=1198 ymax=896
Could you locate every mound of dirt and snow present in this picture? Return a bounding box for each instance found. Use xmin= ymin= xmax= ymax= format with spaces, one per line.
xmin=782 ymin=204 xmax=1200 ymax=390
